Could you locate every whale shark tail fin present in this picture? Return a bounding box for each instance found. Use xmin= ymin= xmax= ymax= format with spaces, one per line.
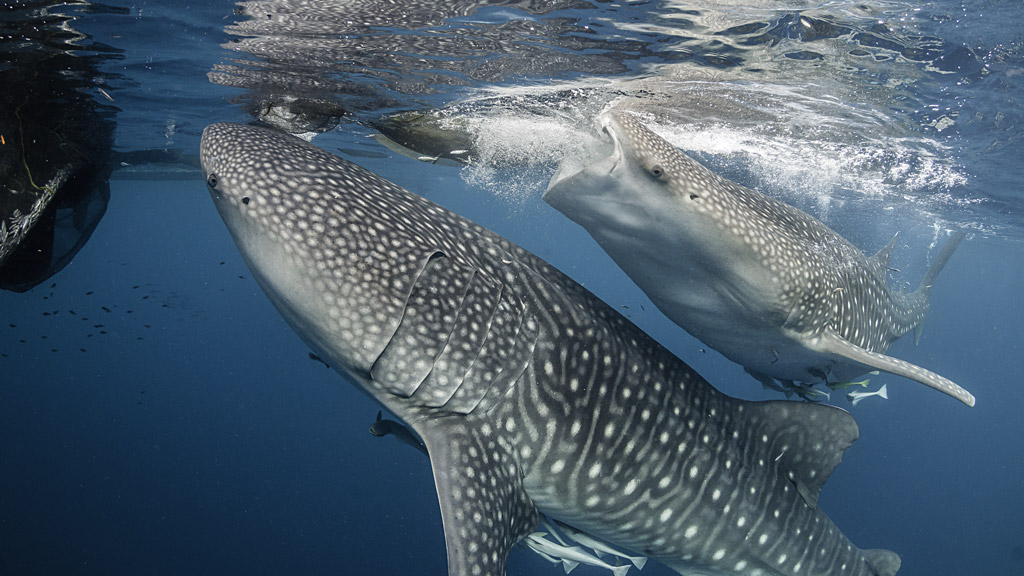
xmin=912 ymin=230 xmax=965 ymax=344
xmin=916 ymin=230 xmax=965 ymax=298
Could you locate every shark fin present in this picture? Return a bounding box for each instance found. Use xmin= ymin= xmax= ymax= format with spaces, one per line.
xmin=868 ymin=233 xmax=898 ymax=276
xmin=419 ymin=417 xmax=538 ymax=576
xmin=742 ymin=400 xmax=860 ymax=510
xmin=916 ymin=230 xmax=965 ymax=298
xmin=811 ymin=329 xmax=975 ymax=407
xmin=905 ymin=230 xmax=963 ymax=347
xmin=863 ymin=548 xmax=902 ymax=576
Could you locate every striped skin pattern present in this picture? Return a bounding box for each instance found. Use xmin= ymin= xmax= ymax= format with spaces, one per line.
xmin=545 ymin=111 xmax=972 ymax=407
xmin=201 ymin=122 xmax=900 ymax=576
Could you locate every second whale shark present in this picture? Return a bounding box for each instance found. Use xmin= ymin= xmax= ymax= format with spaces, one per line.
xmin=545 ymin=111 xmax=973 ymax=407
xmin=202 ymin=122 xmax=901 ymax=576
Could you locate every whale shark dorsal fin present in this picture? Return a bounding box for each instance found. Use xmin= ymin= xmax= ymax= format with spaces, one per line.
xmin=868 ymin=233 xmax=898 ymax=276
xmin=418 ymin=417 xmax=538 ymax=576
xmin=809 ymin=329 xmax=975 ymax=407
xmin=743 ymin=400 xmax=859 ymax=510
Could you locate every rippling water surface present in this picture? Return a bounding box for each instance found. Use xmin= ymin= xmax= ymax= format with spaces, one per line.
xmin=1 ymin=1 xmax=1022 ymax=575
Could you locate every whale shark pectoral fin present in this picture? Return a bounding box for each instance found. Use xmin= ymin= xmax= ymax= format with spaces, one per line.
xmin=418 ymin=417 xmax=538 ymax=576
xmin=810 ymin=329 xmax=975 ymax=407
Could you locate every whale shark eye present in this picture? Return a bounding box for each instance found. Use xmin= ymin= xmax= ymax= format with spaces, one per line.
xmin=206 ymin=173 xmax=218 ymax=188
xmin=647 ymin=163 xmax=668 ymax=181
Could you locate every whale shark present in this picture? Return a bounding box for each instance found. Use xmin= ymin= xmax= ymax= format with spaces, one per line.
xmin=544 ymin=111 xmax=973 ymax=407
xmin=201 ymin=122 xmax=900 ymax=576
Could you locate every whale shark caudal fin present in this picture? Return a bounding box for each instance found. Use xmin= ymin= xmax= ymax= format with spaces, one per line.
xmin=917 ymin=230 xmax=965 ymax=298
xmin=864 ymin=548 xmax=902 ymax=576
xmin=419 ymin=417 xmax=538 ymax=576
xmin=912 ymin=230 xmax=966 ymax=344
xmin=810 ymin=329 xmax=975 ymax=407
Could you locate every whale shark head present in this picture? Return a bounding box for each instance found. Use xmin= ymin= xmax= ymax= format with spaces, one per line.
xmin=544 ymin=111 xmax=790 ymax=349
xmin=200 ymin=122 xmax=433 ymax=378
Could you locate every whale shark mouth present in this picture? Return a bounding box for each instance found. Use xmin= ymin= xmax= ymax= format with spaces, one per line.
xmin=545 ymin=113 xmax=622 ymax=195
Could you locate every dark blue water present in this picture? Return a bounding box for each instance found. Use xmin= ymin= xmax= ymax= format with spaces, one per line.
xmin=2 ymin=1 xmax=1022 ymax=575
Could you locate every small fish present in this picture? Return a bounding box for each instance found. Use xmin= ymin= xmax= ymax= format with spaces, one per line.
xmin=554 ymin=520 xmax=647 ymax=569
xmin=528 ymin=545 xmax=579 ymax=573
xmin=847 ymin=384 xmax=889 ymax=407
xmin=524 ymin=533 xmax=630 ymax=576
xmin=792 ymin=384 xmax=830 ymax=402
xmin=827 ymin=378 xmax=871 ymax=391
xmin=369 ymin=411 xmax=427 ymax=456
xmin=307 ymin=352 xmax=330 ymax=368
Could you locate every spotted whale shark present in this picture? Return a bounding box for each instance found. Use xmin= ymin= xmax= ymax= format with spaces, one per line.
xmin=544 ymin=111 xmax=973 ymax=407
xmin=201 ymin=122 xmax=901 ymax=576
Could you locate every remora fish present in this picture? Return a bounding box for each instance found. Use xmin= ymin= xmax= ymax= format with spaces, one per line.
xmin=848 ymin=384 xmax=890 ymax=407
xmin=370 ymin=410 xmax=428 ymax=456
xmin=201 ymin=122 xmax=901 ymax=576
xmin=544 ymin=111 xmax=974 ymax=407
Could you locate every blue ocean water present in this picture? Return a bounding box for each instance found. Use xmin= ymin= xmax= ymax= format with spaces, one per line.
xmin=1 ymin=1 xmax=1022 ymax=575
